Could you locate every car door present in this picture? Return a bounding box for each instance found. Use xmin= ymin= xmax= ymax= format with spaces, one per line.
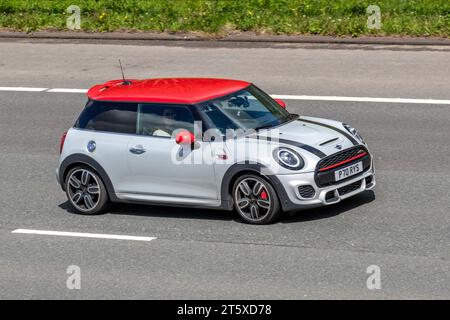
xmin=122 ymin=103 xmax=218 ymax=205
xmin=73 ymin=100 xmax=138 ymax=194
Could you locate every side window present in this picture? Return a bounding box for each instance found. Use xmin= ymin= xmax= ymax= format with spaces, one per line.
xmin=137 ymin=104 xmax=195 ymax=137
xmin=76 ymin=100 xmax=138 ymax=134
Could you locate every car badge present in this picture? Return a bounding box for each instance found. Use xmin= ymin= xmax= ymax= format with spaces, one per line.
xmin=335 ymin=144 xmax=343 ymax=150
xmin=87 ymin=140 xmax=96 ymax=153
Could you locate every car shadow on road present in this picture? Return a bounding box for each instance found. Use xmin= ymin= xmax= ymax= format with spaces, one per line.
xmin=59 ymin=201 xmax=236 ymax=221
xmin=282 ymin=190 xmax=376 ymax=223
xmin=59 ymin=190 xmax=375 ymax=224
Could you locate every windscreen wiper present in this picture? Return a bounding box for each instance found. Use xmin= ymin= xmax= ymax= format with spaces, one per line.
xmin=287 ymin=113 xmax=299 ymax=121
xmin=255 ymin=114 xmax=299 ymax=131
xmin=254 ymin=123 xmax=275 ymax=131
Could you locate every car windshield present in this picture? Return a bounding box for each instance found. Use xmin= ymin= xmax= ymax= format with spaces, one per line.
xmin=200 ymin=85 xmax=296 ymax=134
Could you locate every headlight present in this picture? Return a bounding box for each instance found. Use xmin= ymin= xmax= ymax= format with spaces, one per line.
xmin=273 ymin=147 xmax=305 ymax=170
xmin=343 ymin=123 xmax=365 ymax=144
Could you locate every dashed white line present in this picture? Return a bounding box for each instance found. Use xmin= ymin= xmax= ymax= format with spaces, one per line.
xmin=0 ymin=86 xmax=48 ymax=92
xmin=12 ymin=229 xmax=157 ymax=242
xmin=1 ymin=86 xmax=450 ymax=105
xmin=47 ymin=88 xmax=88 ymax=93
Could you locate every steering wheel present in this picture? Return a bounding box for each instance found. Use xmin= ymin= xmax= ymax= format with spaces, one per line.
xmin=228 ymin=96 xmax=249 ymax=108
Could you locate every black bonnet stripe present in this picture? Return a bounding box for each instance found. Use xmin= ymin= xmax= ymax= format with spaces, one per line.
xmin=298 ymin=118 xmax=358 ymax=146
xmin=246 ymin=136 xmax=326 ymax=159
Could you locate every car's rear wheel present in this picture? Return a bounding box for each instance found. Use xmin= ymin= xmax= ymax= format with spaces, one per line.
xmin=65 ymin=166 xmax=109 ymax=215
xmin=232 ymin=174 xmax=281 ymax=224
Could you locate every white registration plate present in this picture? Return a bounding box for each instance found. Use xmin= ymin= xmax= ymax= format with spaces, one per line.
xmin=334 ymin=161 xmax=363 ymax=181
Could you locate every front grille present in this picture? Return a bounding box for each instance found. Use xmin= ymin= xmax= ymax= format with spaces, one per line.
xmin=318 ymin=146 xmax=367 ymax=172
xmin=315 ymin=146 xmax=371 ymax=187
xmin=338 ymin=180 xmax=362 ymax=196
xmin=298 ymin=185 xmax=315 ymax=199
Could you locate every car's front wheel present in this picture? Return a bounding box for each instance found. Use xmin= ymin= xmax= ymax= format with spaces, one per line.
xmin=232 ymin=174 xmax=281 ymax=224
xmin=65 ymin=166 xmax=109 ymax=215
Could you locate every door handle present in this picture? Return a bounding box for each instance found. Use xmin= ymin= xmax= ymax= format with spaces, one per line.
xmin=129 ymin=145 xmax=146 ymax=155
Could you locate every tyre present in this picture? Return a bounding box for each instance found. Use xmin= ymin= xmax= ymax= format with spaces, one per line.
xmin=232 ymin=174 xmax=281 ymax=224
xmin=65 ymin=165 xmax=109 ymax=215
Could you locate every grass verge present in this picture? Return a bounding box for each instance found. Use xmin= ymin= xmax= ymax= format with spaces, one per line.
xmin=0 ymin=0 xmax=448 ymax=37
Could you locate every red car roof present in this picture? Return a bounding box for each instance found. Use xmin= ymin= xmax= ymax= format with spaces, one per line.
xmin=87 ymin=78 xmax=251 ymax=104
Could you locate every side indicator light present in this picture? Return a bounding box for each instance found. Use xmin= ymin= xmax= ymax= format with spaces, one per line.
xmin=60 ymin=132 xmax=67 ymax=154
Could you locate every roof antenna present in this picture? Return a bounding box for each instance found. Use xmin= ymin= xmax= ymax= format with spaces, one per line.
xmin=118 ymin=59 xmax=131 ymax=85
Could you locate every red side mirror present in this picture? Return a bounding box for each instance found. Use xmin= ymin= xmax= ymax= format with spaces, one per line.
xmin=274 ymin=98 xmax=286 ymax=108
xmin=175 ymin=131 xmax=195 ymax=145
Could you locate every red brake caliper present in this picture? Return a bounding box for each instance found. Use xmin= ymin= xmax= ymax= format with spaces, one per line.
xmin=260 ymin=190 xmax=268 ymax=200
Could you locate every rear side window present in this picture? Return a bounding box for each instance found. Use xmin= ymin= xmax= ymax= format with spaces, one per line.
xmin=75 ymin=100 xmax=138 ymax=134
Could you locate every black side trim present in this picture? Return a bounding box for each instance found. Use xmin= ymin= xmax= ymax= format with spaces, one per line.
xmin=220 ymin=163 xmax=297 ymax=212
xmin=299 ymin=118 xmax=358 ymax=146
xmin=246 ymin=135 xmax=326 ymax=159
xmin=58 ymin=154 xmax=118 ymax=201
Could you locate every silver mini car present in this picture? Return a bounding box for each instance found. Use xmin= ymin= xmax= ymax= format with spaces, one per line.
xmin=57 ymin=78 xmax=375 ymax=224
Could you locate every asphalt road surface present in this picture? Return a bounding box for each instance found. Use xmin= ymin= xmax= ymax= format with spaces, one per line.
xmin=0 ymin=40 xmax=449 ymax=299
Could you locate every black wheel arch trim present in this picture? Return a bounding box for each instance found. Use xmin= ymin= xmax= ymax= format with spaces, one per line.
xmin=220 ymin=162 xmax=298 ymax=212
xmin=59 ymin=154 xmax=118 ymax=201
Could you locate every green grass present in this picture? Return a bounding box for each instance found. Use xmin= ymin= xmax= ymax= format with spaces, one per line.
xmin=0 ymin=0 xmax=448 ymax=37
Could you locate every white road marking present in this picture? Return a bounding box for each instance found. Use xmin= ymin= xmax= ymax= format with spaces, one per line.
xmin=12 ymin=229 xmax=157 ymax=242
xmin=47 ymin=88 xmax=88 ymax=93
xmin=0 ymin=86 xmax=48 ymax=92
xmin=272 ymin=94 xmax=450 ymax=105
xmin=1 ymin=86 xmax=450 ymax=105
